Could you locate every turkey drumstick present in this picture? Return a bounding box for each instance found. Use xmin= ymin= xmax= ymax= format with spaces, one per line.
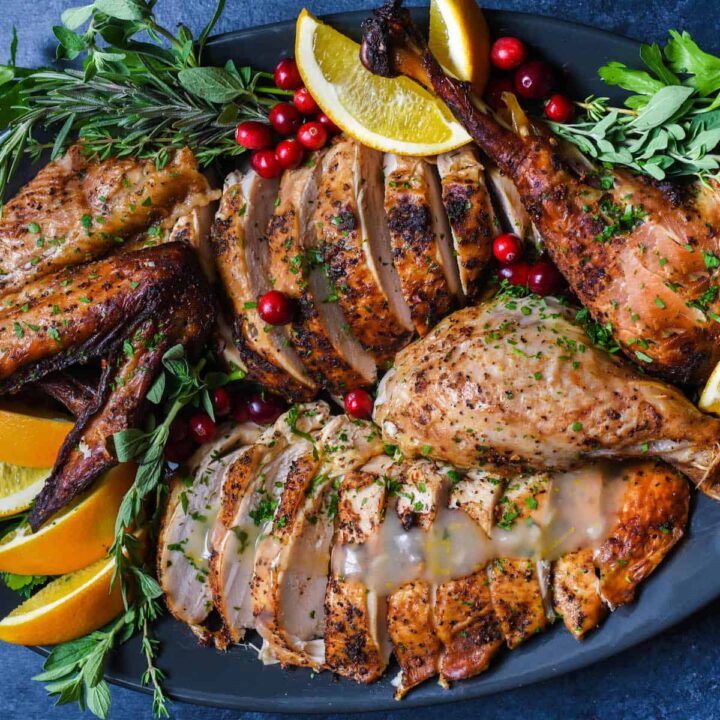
xmin=362 ymin=0 xmax=720 ymax=387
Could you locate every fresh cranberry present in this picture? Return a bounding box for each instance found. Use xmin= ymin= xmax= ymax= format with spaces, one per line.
xmin=344 ymin=389 xmax=374 ymax=420
xmin=484 ymin=77 xmax=515 ymax=111
xmin=545 ymin=94 xmax=575 ymax=123
xmin=258 ymin=290 xmax=295 ymax=325
xmin=189 ymin=412 xmax=217 ymax=444
xmin=273 ymin=58 xmax=302 ymax=90
xmin=498 ymin=261 xmax=530 ymax=286
xmin=317 ymin=112 xmax=341 ymax=136
xmin=250 ymin=149 xmax=282 ymax=179
xmin=164 ymin=441 xmax=194 ymax=464
xmin=297 ymin=121 xmax=328 ymax=150
xmin=275 ymin=138 xmax=305 ymax=169
xmin=514 ymin=60 xmax=555 ymax=100
xmin=232 ymin=394 xmax=250 ymax=423
xmin=293 ymin=86 xmax=319 ymax=115
xmin=269 ymin=102 xmax=302 ymax=136
xmin=212 ymin=387 xmax=232 ymax=417
xmin=234 ymin=121 xmax=273 ymax=150
xmin=168 ymin=417 xmax=189 ymax=445
xmin=490 ymin=37 xmax=527 ymax=71
xmin=247 ymin=392 xmax=286 ymax=425
xmin=528 ymin=259 xmax=565 ymax=296
xmin=493 ymin=233 xmax=523 ymax=264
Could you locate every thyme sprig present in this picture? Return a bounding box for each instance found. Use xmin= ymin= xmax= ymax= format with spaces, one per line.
xmin=0 ymin=0 xmax=289 ymax=205
xmin=548 ymin=31 xmax=720 ymax=181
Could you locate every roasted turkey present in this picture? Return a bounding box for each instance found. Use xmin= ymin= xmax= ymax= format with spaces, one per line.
xmin=360 ymin=0 xmax=720 ymax=387
xmin=158 ymin=402 xmax=689 ymax=696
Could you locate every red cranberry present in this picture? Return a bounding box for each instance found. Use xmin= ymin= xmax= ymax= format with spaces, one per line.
xmin=247 ymin=392 xmax=286 ymax=425
xmin=258 ymin=290 xmax=295 ymax=325
xmin=514 ymin=60 xmax=555 ymax=100
xmin=293 ymin=86 xmax=319 ymax=115
xmin=269 ymin=102 xmax=302 ymax=136
xmin=232 ymin=394 xmax=250 ymax=423
xmin=275 ymin=138 xmax=305 ymax=169
xmin=297 ymin=121 xmax=328 ymax=150
xmin=498 ymin=261 xmax=530 ymax=286
xmin=164 ymin=441 xmax=194 ymax=464
xmin=250 ymin=149 xmax=282 ymax=179
xmin=235 ymin=121 xmax=273 ymax=150
xmin=545 ymin=94 xmax=575 ymax=123
xmin=528 ymin=259 xmax=565 ymax=296
xmin=493 ymin=233 xmax=523 ymax=264
xmin=490 ymin=37 xmax=527 ymax=71
xmin=484 ymin=77 xmax=515 ymax=111
xmin=273 ymin=58 xmax=302 ymax=90
xmin=212 ymin=387 xmax=232 ymax=417
xmin=168 ymin=417 xmax=188 ymax=444
xmin=189 ymin=412 xmax=217 ymax=444
xmin=344 ymin=389 xmax=374 ymax=420
xmin=317 ymin=112 xmax=341 ymax=136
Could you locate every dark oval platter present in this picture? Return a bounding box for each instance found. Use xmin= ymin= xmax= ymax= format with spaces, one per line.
xmin=2 ymin=7 xmax=720 ymax=714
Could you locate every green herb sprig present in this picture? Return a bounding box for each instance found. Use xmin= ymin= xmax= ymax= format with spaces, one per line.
xmin=0 ymin=0 xmax=290 ymax=205
xmin=548 ymin=31 xmax=720 ymax=181
xmin=32 ymin=345 xmax=243 ymax=719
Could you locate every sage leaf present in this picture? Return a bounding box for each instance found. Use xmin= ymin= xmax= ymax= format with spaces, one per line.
xmin=631 ymin=85 xmax=694 ymax=130
xmin=146 ymin=371 xmax=166 ymax=404
xmin=0 ymin=66 xmax=13 ymax=88
xmin=53 ymin=26 xmax=86 ymax=60
xmin=94 ymin=0 xmax=147 ymax=22
xmin=178 ymin=67 xmax=244 ymax=103
xmin=61 ymin=4 xmax=94 ymax=29
xmin=113 ymin=427 xmax=150 ymax=462
xmin=86 ymin=680 xmax=111 ymax=720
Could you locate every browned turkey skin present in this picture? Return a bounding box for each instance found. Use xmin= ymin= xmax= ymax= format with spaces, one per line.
xmin=0 ymin=243 xmax=214 ymax=529
xmin=361 ymin=0 xmax=720 ymax=387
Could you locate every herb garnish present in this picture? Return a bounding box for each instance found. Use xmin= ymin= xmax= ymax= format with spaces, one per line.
xmin=548 ymin=31 xmax=720 ymax=181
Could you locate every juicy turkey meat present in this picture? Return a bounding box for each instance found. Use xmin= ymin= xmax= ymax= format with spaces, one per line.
xmin=267 ymin=153 xmax=377 ymax=393
xmin=211 ymin=169 xmax=317 ymax=400
xmin=359 ymin=1 xmax=720 ymax=385
xmin=374 ymin=296 xmax=720 ymax=497
xmin=384 ymin=154 xmax=462 ymax=335
xmin=485 ymin=166 xmax=541 ymax=248
xmin=437 ymin=147 xmax=499 ymax=299
xmin=315 ymin=138 xmax=412 ymax=365
xmin=0 ymin=145 xmax=218 ymax=293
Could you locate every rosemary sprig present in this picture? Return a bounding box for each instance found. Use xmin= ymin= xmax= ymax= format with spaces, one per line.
xmin=0 ymin=0 xmax=288 ymax=205
xmin=548 ymin=31 xmax=720 ymax=182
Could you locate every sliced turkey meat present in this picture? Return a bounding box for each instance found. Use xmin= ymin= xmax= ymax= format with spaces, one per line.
xmin=210 ymin=403 xmax=331 ymax=645
xmin=156 ymin=422 xmax=261 ymax=642
xmin=384 ymin=154 xmax=462 ymax=336
xmin=325 ymin=470 xmax=390 ymax=683
xmin=315 ymin=138 xmax=412 ymax=365
xmin=437 ymin=147 xmax=499 ymax=300
xmin=486 ymin=165 xmax=542 ymax=249
xmin=252 ymin=415 xmax=383 ymax=669
xmin=211 ymin=169 xmax=317 ymax=400
xmin=267 ymin=152 xmax=376 ymax=394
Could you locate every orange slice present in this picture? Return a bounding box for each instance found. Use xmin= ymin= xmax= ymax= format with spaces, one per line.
xmin=0 ymin=555 xmax=124 ymax=645
xmin=0 ymin=464 xmax=135 ymax=576
xmin=0 ymin=403 xmax=72 ymax=468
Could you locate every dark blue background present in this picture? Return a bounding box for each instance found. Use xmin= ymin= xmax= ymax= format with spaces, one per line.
xmin=2 ymin=1 xmax=720 ymax=718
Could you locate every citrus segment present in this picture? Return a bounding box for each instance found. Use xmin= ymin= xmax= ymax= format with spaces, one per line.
xmin=699 ymin=362 xmax=720 ymax=415
xmin=295 ymin=9 xmax=471 ymax=156
xmin=0 ymin=464 xmax=51 ymax=518
xmin=0 ymin=464 xmax=135 ymax=575
xmin=429 ymin=0 xmax=490 ymax=95
xmin=0 ymin=556 xmax=124 ymax=645
xmin=0 ymin=404 xmax=72 ymax=469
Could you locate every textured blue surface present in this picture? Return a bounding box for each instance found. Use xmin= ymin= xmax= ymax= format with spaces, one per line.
xmin=2 ymin=1 xmax=720 ymax=719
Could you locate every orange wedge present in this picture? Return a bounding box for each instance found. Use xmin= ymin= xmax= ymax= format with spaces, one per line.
xmin=0 ymin=403 xmax=72 ymax=468
xmin=429 ymin=0 xmax=491 ymax=95
xmin=0 ymin=555 xmax=124 ymax=645
xmin=0 ymin=464 xmax=135 ymax=576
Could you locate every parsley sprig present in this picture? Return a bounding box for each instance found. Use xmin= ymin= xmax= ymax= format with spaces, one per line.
xmin=0 ymin=0 xmax=291 ymax=205
xmin=548 ymin=31 xmax=720 ymax=181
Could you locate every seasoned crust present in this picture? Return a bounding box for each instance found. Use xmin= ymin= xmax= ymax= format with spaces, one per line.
xmin=595 ymin=460 xmax=689 ymax=608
